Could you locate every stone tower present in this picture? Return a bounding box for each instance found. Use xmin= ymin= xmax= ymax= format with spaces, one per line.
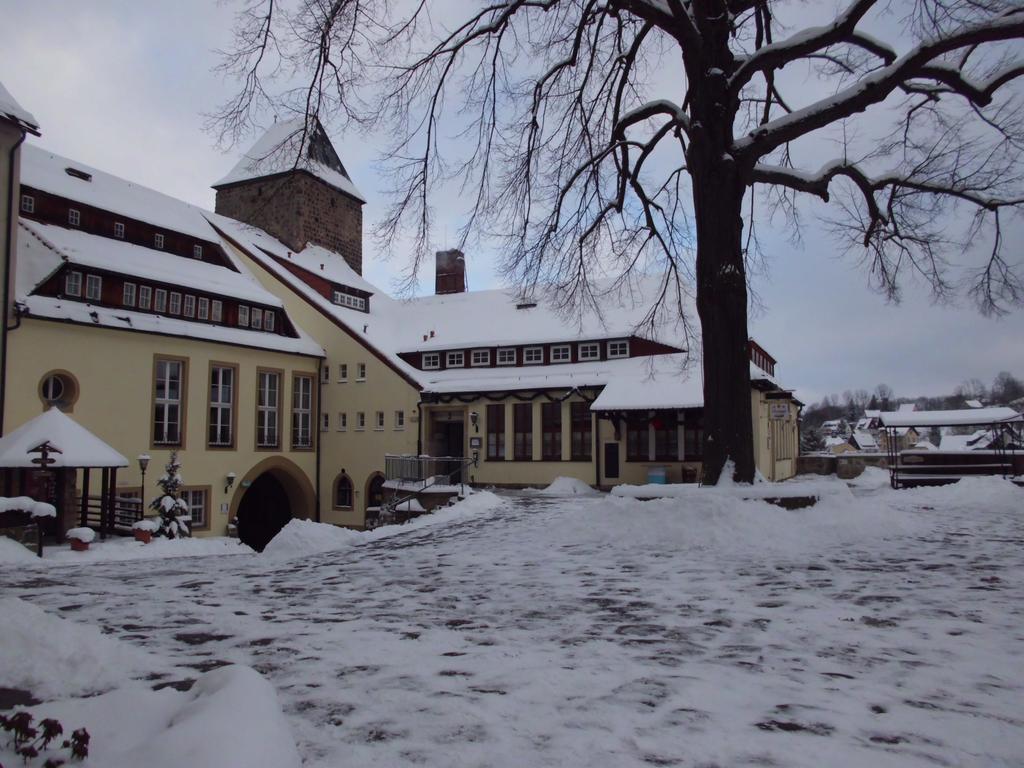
xmin=213 ymin=118 xmax=365 ymax=274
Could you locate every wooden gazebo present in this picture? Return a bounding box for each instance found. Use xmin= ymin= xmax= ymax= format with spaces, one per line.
xmin=879 ymin=407 xmax=1023 ymax=489
xmin=0 ymin=408 xmax=129 ymax=540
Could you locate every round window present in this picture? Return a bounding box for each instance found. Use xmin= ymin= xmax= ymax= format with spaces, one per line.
xmin=38 ymin=371 xmax=78 ymax=412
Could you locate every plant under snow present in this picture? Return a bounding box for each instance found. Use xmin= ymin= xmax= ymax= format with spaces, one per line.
xmin=148 ymin=452 xmax=191 ymax=539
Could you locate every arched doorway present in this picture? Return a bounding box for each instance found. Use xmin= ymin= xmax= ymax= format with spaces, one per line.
xmin=365 ymin=473 xmax=385 ymax=527
xmin=231 ymin=457 xmax=316 ymax=552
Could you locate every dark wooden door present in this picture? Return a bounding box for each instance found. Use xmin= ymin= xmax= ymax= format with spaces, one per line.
xmin=604 ymin=443 xmax=620 ymax=480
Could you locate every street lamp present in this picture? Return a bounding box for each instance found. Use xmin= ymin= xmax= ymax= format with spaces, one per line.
xmin=137 ymin=454 xmax=150 ymax=517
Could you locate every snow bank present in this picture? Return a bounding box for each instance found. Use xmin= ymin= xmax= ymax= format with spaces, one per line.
xmin=262 ymin=518 xmax=363 ymax=559
xmin=612 ymin=473 xmax=852 ymax=501
xmin=537 ymin=476 xmax=601 ymax=496
xmin=263 ymin=490 xmax=505 ymax=560
xmin=581 ymin=479 xmax=925 ymax=557
xmin=0 ymin=597 xmax=158 ymax=699
xmin=0 ymin=535 xmax=40 ymax=563
xmin=26 ymin=535 xmax=255 ymax=566
xmin=2 ymin=665 xmax=300 ymax=768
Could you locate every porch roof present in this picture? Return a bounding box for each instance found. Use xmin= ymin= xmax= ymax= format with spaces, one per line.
xmin=879 ymin=407 xmax=1022 ymax=428
xmin=0 ymin=408 xmax=128 ymax=469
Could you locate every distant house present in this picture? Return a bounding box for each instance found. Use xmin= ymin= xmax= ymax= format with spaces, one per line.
xmin=850 ymin=430 xmax=879 ymax=452
xmin=824 ymin=435 xmax=856 ymax=455
xmin=820 ymin=419 xmax=849 ymax=438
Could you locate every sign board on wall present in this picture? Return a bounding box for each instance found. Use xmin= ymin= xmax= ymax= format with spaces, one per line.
xmin=769 ymin=403 xmax=790 ymax=420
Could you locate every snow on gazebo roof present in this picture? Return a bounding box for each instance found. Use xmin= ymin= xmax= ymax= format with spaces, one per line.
xmin=879 ymin=407 xmax=1023 ymax=429
xmin=0 ymin=408 xmax=128 ymax=469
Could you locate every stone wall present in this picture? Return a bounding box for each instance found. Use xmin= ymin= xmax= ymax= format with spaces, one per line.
xmin=797 ymin=453 xmax=889 ymax=480
xmin=215 ymin=172 xmax=363 ymax=275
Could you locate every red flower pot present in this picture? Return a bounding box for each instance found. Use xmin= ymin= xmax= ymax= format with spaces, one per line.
xmin=134 ymin=529 xmax=152 ymax=544
xmin=69 ymin=538 xmax=89 ymax=552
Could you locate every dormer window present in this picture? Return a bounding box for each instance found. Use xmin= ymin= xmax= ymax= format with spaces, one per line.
xmin=183 ymin=295 xmax=195 ymax=318
xmin=197 ymin=297 xmax=209 ymax=320
xmin=114 ymin=222 xmax=125 ymax=239
xmin=154 ymin=233 xmax=165 ymax=249
xmin=423 ymin=352 xmax=440 ymax=370
xmin=447 ymin=351 xmax=465 ymax=368
xmin=168 ymin=292 xmax=181 ymax=315
xmin=607 ymin=340 xmax=629 ymax=359
xmin=578 ymin=342 xmax=600 ymax=361
xmin=20 ymin=194 xmax=34 ymax=213
xmin=524 ymin=347 xmax=543 ymax=365
xmin=68 ymin=208 xmax=80 ymax=227
xmin=238 ymin=305 xmax=250 ymax=327
xmin=211 ymin=300 xmax=223 ymax=322
xmin=332 ymin=289 xmax=367 ymax=311
xmin=551 ymin=345 xmax=571 ymax=363
xmin=85 ymin=275 xmax=102 ymax=301
xmin=193 ymin=244 xmax=203 ymax=259
xmin=251 ymin=307 xmax=263 ymax=330
xmin=497 ymin=348 xmax=516 ymax=366
xmin=64 ymin=271 xmax=82 ymax=297
xmin=265 ymin=311 xmax=275 ymax=332
xmin=154 ymin=289 xmax=167 ymax=313
xmin=471 ymin=349 xmax=490 ymax=366
xmin=123 ymin=283 xmax=136 ymax=307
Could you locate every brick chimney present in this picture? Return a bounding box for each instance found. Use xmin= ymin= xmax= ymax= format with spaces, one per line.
xmin=435 ymin=249 xmax=467 ymax=294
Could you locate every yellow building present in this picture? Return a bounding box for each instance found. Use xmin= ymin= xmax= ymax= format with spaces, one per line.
xmin=0 ymin=90 xmax=802 ymax=550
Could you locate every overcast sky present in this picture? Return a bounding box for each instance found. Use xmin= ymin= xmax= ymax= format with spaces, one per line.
xmin=2 ymin=0 xmax=1021 ymax=406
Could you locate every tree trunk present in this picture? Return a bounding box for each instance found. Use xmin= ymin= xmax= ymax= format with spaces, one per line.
xmin=690 ymin=156 xmax=756 ymax=485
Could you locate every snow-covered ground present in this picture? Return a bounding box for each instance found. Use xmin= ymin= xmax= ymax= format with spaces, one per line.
xmin=1 ymin=479 xmax=1022 ymax=766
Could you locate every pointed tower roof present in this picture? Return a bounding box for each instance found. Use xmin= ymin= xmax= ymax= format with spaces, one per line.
xmin=214 ymin=117 xmax=364 ymax=202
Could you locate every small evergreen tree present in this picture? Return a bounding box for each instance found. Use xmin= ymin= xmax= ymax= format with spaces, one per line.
xmin=149 ymin=452 xmax=191 ymax=539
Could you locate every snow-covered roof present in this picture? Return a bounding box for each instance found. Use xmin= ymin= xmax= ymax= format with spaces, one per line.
xmin=21 ymin=220 xmax=284 ymax=307
xmin=0 ymin=408 xmax=128 ymax=468
xmin=824 ymin=436 xmax=848 ymax=448
xmin=898 ymin=403 xmax=917 ymax=413
xmin=880 ymin=407 xmax=1022 ymax=428
xmin=965 ymin=399 xmax=984 ymax=409
xmin=0 ymin=80 xmax=39 ymax=134
xmin=851 ymin=430 xmax=878 ymax=450
xmin=19 ymin=294 xmax=324 ymax=357
xmin=939 ymin=430 xmax=995 ymax=451
xmin=214 ymin=118 xmax=365 ymax=202
xmin=21 ymin=145 xmax=216 ymax=240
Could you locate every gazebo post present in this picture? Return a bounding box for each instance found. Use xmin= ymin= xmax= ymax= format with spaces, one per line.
xmin=99 ymin=468 xmax=109 ymax=540
xmin=80 ymin=467 xmax=90 ymax=528
xmin=107 ymin=467 xmax=118 ymax=536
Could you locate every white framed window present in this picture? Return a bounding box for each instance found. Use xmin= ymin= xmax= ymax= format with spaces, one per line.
xmin=422 ymin=352 xmax=440 ymax=370
xmin=320 ymin=365 xmax=330 ymax=383
xmin=524 ymin=346 xmax=543 ymax=365
xmin=168 ymin=292 xmax=182 ymax=315
xmin=471 ymin=349 xmax=491 ymax=367
xmin=356 ymin=363 xmax=366 ymax=381
xmin=192 ymin=244 xmax=203 ymax=259
xmin=138 ymin=285 xmax=152 ymax=310
xmin=264 ymin=311 xmax=275 ymax=332
xmin=122 ymin=282 xmax=136 ymax=307
xmin=20 ymin=194 xmax=34 ymax=213
xmin=332 ymin=290 xmax=366 ymax=311
xmin=64 ymin=271 xmax=82 ymax=297
xmin=608 ymin=340 xmax=629 ymax=359
xmin=154 ymin=288 xmax=167 ymax=313
xmin=251 ymin=307 xmax=263 ymax=330
xmin=578 ymin=342 xmax=600 ymax=361
xmin=375 ymin=411 xmax=385 ymax=430
xmin=211 ymin=300 xmax=223 ymax=322
xmin=68 ymin=208 xmax=80 ymax=226
xmin=238 ymin=305 xmax=249 ymax=327
xmin=183 ymin=295 xmax=195 ymax=318
xmin=497 ymin=348 xmax=516 ymax=366
xmin=394 ymin=410 xmax=405 ymax=430
xmin=337 ymin=412 xmax=347 ymax=431
xmin=153 ymin=358 xmax=183 ymax=445
xmin=181 ymin=489 xmax=207 ymax=529
xmin=356 ymin=411 xmax=366 ymax=431
xmin=197 ymin=297 xmax=209 ymax=320
xmin=256 ymin=370 xmax=280 ymax=448
xmin=85 ymin=274 xmax=102 ymax=301
xmin=113 ymin=221 xmax=125 ymax=239
xmin=338 ymin=363 xmax=348 ymax=382
xmin=551 ymin=345 xmax=571 ymax=363
xmin=447 ymin=351 xmax=465 ymax=368
xmin=208 ymin=365 xmax=234 ymax=447
xmin=291 ymin=375 xmax=314 ymax=449
xmin=321 ymin=412 xmax=330 ymax=432
xmin=154 ymin=233 xmax=165 ymax=249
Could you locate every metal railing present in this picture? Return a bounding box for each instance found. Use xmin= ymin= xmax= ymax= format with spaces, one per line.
xmin=384 ymin=454 xmax=473 ymax=489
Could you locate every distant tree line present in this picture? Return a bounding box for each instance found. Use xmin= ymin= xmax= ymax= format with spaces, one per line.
xmin=800 ymin=371 xmax=1024 ymax=451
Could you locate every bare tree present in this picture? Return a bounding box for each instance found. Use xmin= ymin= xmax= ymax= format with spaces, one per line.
xmin=212 ymin=0 xmax=1024 ymax=482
